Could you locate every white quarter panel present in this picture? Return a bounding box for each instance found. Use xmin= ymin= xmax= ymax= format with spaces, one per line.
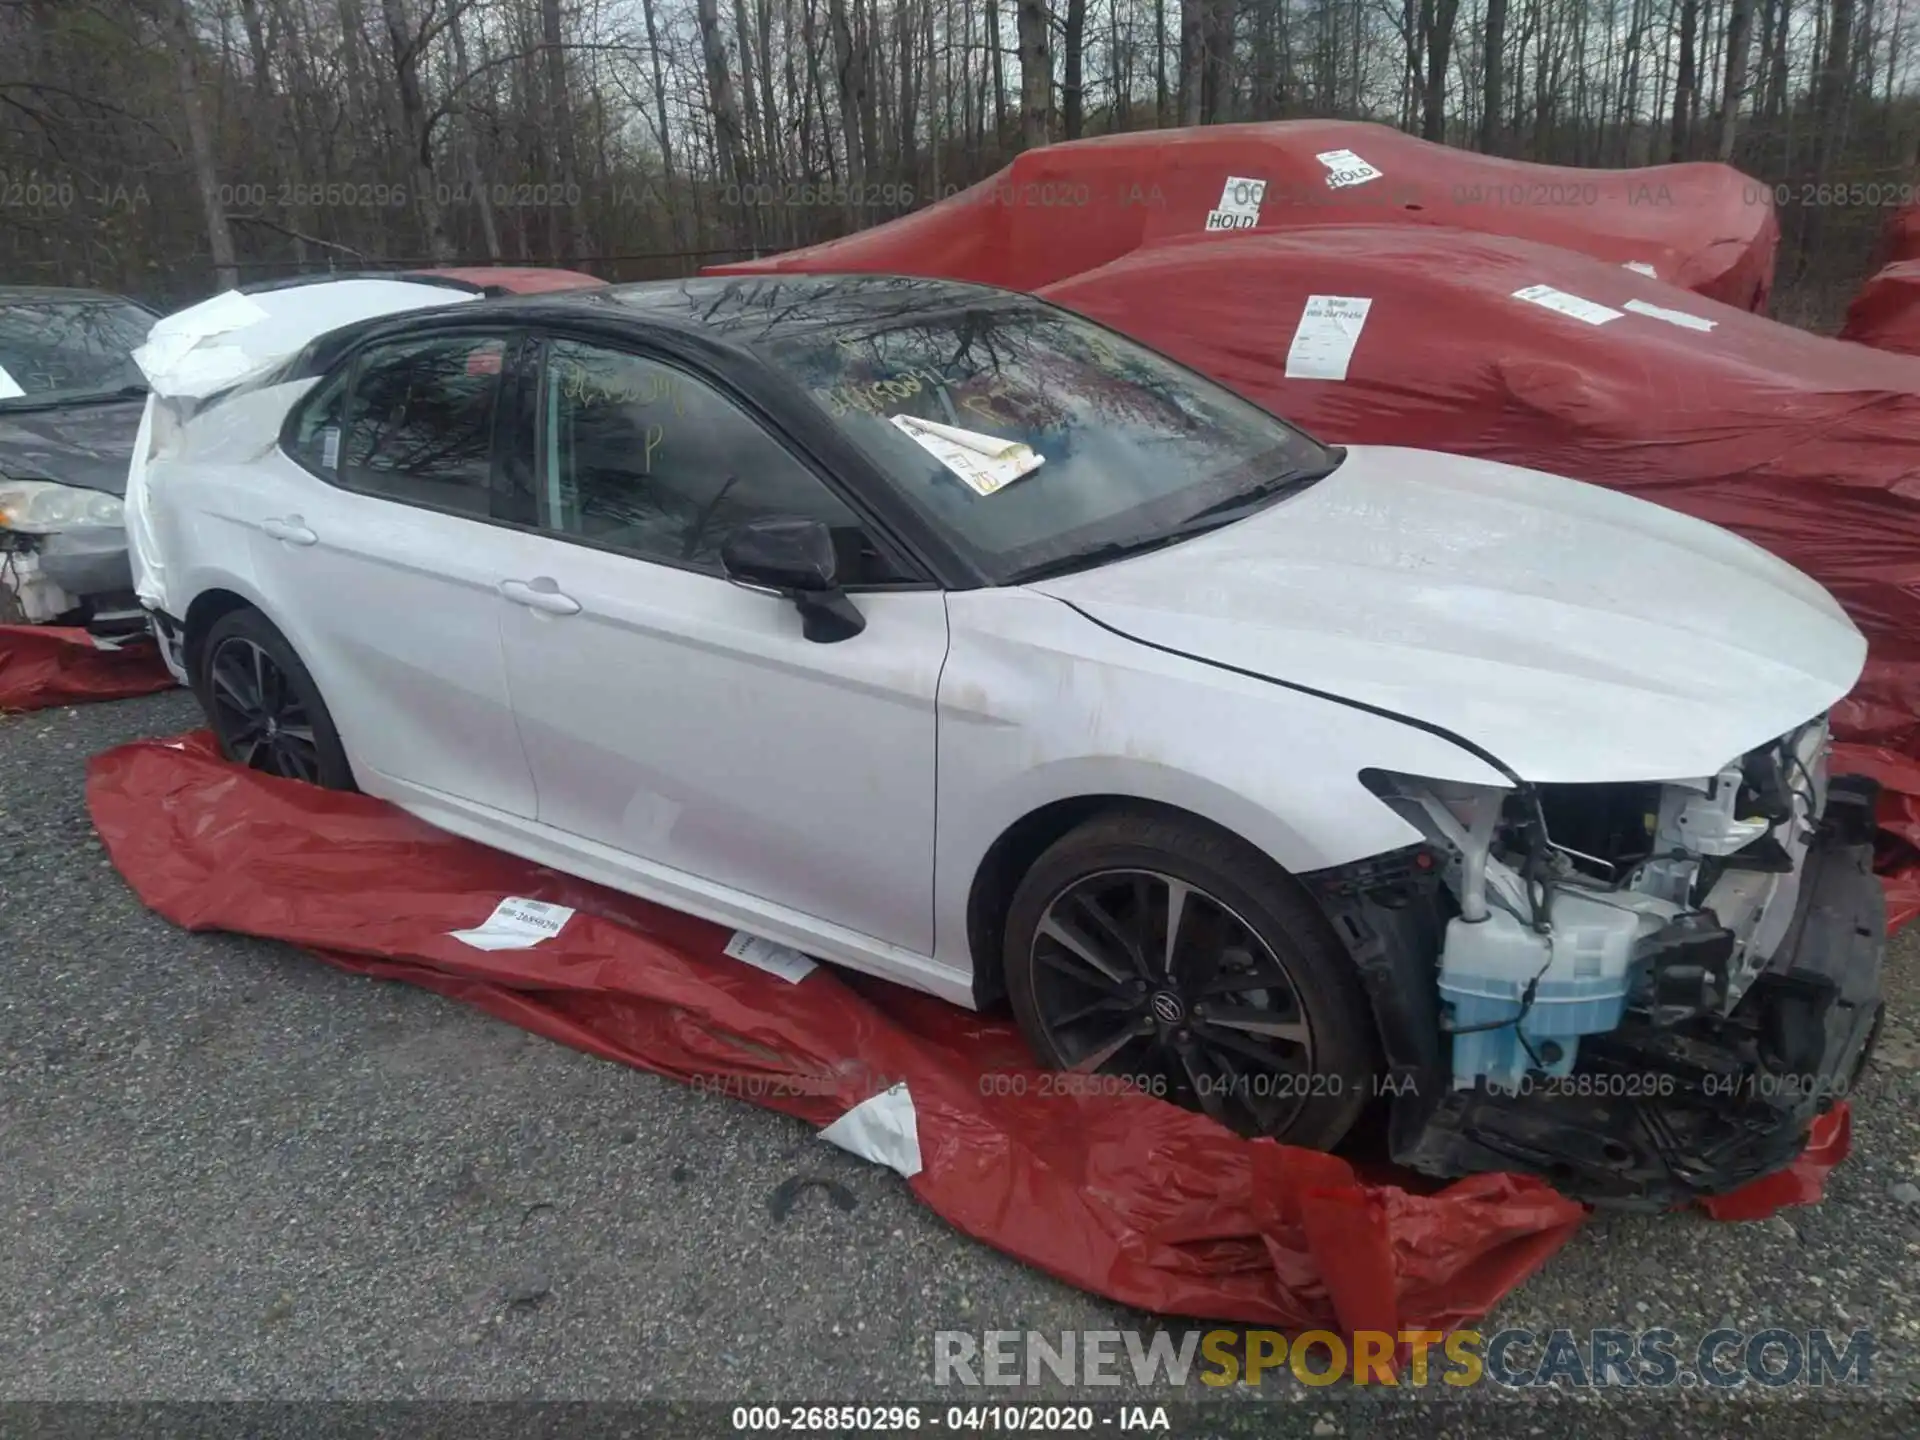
xmin=492 ymin=531 xmax=948 ymax=956
xmin=931 ymin=587 xmax=1511 ymax=974
xmin=160 ymin=402 xmax=537 ymax=816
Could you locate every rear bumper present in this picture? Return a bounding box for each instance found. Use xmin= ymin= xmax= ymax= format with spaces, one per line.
xmin=1335 ymin=777 xmax=1887 ymax=1209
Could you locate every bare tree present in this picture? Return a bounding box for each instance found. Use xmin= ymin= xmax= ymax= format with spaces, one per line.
xmin=1017 ymin=0 xmax=1052 ymax=146
xmin=164 ymin=0 xmax=239 ymax=288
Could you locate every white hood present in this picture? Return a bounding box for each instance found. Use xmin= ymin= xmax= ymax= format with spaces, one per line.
xmin=1030 ymin=445 xmax=1865 ymax=784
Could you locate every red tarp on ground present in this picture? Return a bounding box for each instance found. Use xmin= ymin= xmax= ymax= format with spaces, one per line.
xmin=710 ymin=121 xmax=1778 ymax=311
xmin=86 ymin=732 xmax=1854 ymax=1331
xmin=1841 ymin=260 xmax=1920 ymax=358
xmin=1028 ymin=226 xmax=1920 ymax=905
xmin=0 ymin=625 xmax=175 ymax=712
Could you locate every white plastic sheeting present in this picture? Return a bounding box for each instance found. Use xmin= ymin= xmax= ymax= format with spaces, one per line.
xmin=818 ymin=1082 xmax=924 ymax=1178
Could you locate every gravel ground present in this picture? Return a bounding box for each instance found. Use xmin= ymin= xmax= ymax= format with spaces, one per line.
xmin=2 ymin=689 xmax=1917 ymax=1436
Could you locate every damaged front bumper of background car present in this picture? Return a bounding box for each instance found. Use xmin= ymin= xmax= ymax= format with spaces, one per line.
xmin=1309 ymin=714 xmax=1885 ymax=1209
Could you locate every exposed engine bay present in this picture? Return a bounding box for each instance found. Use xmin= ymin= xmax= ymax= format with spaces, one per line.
xmin=1319 ymin=717 xmax=1887 ymax=1208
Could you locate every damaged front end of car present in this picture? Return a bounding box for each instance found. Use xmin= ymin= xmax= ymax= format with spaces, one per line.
xmin=1309 ymin=717 xmax=1886 ymax=1209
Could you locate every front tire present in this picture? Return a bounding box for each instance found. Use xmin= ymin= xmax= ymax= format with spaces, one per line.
xmin=195 ymin=607 xmax=355 ymax=790
xmin=1003 ymin=810 xmax=1378 ymax=1150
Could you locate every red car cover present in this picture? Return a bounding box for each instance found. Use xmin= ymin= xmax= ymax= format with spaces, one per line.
xmin=86 ymin=733 xmax=1848 ymax=1332
xmin=709 ymin=121 xmax=1777 ymax=311
xmin=1841 ymin=260 xmax=1920 ymax=358
xmin=1880 ymin=201 xmax=1920 ymax=267
xmin=0 ymin=625 xmax=175 ymax=712
xmin=1034 ymin=226 xmax=1920 ymax=885
xmin=410 ymin=266 xmax=606 ymax=295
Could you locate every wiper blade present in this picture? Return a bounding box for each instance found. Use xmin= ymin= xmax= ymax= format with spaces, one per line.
xmin=1004 ymin=533 xmax=1190 ymax=584
xmin=1173 ymin=453 xmax=1343 ymax=531
xmin=1004 ymin=449 xmax=1345 ymax=585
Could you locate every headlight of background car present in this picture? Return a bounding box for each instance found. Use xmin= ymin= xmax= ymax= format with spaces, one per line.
xmin=0 ymin=478 xmax=125 ymax=533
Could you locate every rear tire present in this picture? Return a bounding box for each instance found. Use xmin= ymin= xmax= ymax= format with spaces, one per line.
xmin=194 ymin=607 xmax=355 ymax=790
xmin=1002 ymin=809 xmax=1378 ymax=1150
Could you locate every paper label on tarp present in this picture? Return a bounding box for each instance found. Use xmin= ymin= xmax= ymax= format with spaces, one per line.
xmin=1622 ymin=261 xmax=1660 ymax=278
xmin=1285 ymin=296 xmax=1373 ymax=381
xmin=819 ymin=1083 xmax=923 ymax=1178
xmin=1512 ymin=284 xmax=1624 ymax=326
xmin=891 ymin=414 xmax=1044 ymax=497
xmin=1317 ymin=149 xmax=1383 ymax=188
xmin=723 ymin=930 xmax=818 ymax=984
xmin=1624 ymin=298 xmax=1717 ymax=332
xmin=1204 ymin=175 xmax=1267 ymax=231
xmin=0 ymin=364 xmax=22 ymax=399
xmin=449 ymin=896 xmax=575 ymax=951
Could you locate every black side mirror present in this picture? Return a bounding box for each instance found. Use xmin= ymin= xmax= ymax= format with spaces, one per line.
xmin=720 ymin=515 xmax=839 ymax=592
xmin=719 ymin=515 xmax=866 ymax=643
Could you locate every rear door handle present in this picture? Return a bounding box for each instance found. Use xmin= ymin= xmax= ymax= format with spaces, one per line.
xmin=262 ymin=516 xmax=317 ymax=546
xmin=499 ymin=577 xmax=582 ymax=615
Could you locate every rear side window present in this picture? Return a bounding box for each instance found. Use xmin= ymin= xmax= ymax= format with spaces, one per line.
xmin=289 ymin=334 xmax=508 ymax=517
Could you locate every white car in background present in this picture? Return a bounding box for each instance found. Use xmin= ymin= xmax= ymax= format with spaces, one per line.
xmin=126 ymin=273 xmax=1886 ymax=1207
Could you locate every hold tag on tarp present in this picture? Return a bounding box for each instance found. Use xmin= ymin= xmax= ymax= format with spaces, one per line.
xmin=1512 ymin=284 xmax=1624 ymax=326
xmin=1285 ymin=296 xmax=1374 ymax=381
xmin=724 ymin=930 xmax=818 ymax=984
xmin=449 ymin=896 xmax=575 ymax=951
xmin=1624 ymin=298 xmax=1717 ymax=332
xmin=1316 ymin=149 xmax=1383 ymax=188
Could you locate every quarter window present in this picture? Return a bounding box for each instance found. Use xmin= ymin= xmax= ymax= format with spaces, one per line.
xmin=536 ymin=339 xmax=901 ymax=579
xmin=293 ymin=334 xmax=508 ymax=515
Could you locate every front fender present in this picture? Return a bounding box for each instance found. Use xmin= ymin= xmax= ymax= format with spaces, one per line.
xmin=932 ymin=589 xmax=1509 ymax=972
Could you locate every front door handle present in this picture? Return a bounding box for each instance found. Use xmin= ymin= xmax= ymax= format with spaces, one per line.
xmin=499 ymin=577 xmax=582 ymax=615
xmin=262 ymin=516 xmax=317 ymax=546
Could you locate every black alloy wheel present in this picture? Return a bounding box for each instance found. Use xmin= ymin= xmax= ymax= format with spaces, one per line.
xmin=1004 ymin=810 xmax=1379 ymax=1150
xmin=196 ymin=607 xmax=355 ymax=790
xmin=1028 ymin=866 xmax=1320 ymax=1136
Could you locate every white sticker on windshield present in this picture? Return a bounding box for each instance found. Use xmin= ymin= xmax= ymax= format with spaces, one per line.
xmin=0 ymin=364 xmax=23 ymax=400
xmin=724 ymin=930 xmax=818 ymax=984
xmin=1204 ymin=175 xmax=1267 ymax=231
xmin=320 ymin=425 xmax=341 ymax=469
xmin=1316 ymin=149 xmax=1383 ymax=188
xmin=448 ymin=896 xmax=575 ymax=951
xmin=1622 ymin=261 xmax=1660 ymax=278
xmin=1512 ymin=284 xmax=1624 ymax=326
xmin=1284 ymin=296 xmax=1373 ymax=381
xmin=1624 ymin=298 xmax=1717 ymax=332
xmin=891 ymin=414 xmax=1045 ymax=497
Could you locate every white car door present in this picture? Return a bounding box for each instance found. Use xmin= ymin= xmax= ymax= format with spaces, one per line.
xmin=249 ymin=329 xmax=538 ymax=816
xmin=491 ymin=335 xmax=947 ymax=955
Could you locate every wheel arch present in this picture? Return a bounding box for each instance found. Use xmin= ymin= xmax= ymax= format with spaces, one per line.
xmin=964 ymin=793 xmax=1329 ymax=1009
xmin=181 ymin=585 xmax=263 ymax=680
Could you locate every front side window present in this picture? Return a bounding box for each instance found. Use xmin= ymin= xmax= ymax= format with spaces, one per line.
xmin=0 ymin=298 xmax=154 ymax=407
xmin=536 ymin=339 xmax=904 ymax=580
xmin=306 ymin=334 xmax=508 ymax=515
xmin=761 ymin=298 xmax=1337 ymax=582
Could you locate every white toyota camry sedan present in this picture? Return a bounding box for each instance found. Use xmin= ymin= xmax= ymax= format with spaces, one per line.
xmin=126 ymin=273 xmax=1886 ymax=1206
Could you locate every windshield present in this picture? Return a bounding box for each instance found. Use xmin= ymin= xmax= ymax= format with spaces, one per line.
xmin=765 ymin=298 xmax=1334 ymax=582
xmin=0 ymin=298 xmax=154 ymax=408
